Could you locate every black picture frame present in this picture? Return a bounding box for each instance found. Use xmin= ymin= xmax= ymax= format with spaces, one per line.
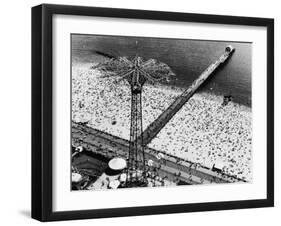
xmin=32 ymin=3 xmax=274 ymax=222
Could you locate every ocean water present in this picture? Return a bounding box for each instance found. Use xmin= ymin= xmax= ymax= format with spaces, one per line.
xmin=72 ymin=34 xmax=252 ymax=106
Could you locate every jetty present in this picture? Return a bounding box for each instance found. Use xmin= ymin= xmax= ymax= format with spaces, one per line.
xmin=141 ymin=46 xmax=235 ymax=145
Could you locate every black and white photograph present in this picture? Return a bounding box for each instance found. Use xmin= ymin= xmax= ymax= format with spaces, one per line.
xmin=29 ymin=2 xmax=274 ymax=222
xmin=71 ymin=34 xmax=252 ymax=190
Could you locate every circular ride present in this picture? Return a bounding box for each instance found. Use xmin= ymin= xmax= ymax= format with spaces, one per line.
xmin=108 ymin=157 xmax=127 ymax=171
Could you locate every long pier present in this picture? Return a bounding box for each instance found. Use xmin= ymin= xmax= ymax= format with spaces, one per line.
xmin=141 ymin=46 xmax=235 ymax=145
xmin=72 ymin=122 xmax=246 ymax=185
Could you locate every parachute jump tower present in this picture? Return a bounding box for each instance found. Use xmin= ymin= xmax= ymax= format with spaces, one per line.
xmin=94 ymin=41 xmax=174 ymax=187
xmin=124 ymin=54 xmax=173 ymax=187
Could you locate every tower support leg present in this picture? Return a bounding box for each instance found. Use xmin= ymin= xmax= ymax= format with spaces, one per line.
xmin=126 ymin=90 xmax=147 ymax=187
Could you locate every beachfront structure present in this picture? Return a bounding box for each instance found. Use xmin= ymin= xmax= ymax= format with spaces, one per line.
xmin=126 ymin=56 xmax=147 ymax=186
xmin=122 ymin=55 xmax=173 ymax=187
xmin=72 ymin=122 xmax=247 ymax=186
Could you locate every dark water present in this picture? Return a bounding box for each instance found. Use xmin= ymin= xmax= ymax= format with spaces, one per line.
xmin=72 ymin=34 xmax=252 ymax=106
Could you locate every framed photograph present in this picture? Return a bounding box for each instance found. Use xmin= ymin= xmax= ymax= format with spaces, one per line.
xmin=32 ymin=4 xmax=274 ymax=221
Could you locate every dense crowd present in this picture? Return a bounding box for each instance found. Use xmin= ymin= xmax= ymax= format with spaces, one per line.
xmin=72 ymin=64 xmax=252 ymax=182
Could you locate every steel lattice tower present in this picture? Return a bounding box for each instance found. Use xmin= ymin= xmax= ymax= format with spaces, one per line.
xmin=126 ymin=56 xmax=147 ymax=187
xmin=93 ymin=43 xmax=174 ymax=187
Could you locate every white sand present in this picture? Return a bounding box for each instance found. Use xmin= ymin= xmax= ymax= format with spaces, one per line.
xmin=72 ymin=65 xmax=252 ymax=181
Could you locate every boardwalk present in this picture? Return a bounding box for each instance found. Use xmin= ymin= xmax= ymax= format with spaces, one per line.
xmin=72 ymin=122 xmax=246 ymax=185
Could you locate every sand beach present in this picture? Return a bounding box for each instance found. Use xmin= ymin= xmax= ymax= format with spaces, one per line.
xmin=72 ymin=64 xmax=252 ymax=182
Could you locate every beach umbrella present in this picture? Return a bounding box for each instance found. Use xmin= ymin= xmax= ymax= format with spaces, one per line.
xmin=108 ymin=157 xmax=127 ymax=171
